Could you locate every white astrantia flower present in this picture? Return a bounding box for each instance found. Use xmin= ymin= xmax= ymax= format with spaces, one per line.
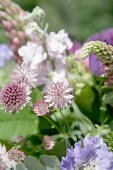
xmin=11 ymin=64 xmax=38 ymax=88
xmin=18 ymin=41 xmax=47 ymax=69
xmin=45 ymin=80 xmax=74 ymax=108
xmin=46 ymin=29 xmax=72 ymax=57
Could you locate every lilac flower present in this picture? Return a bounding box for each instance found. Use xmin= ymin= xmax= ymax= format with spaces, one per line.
xmin=86 ymin=28 xmax=113 ymax=76
xmin=61 ymin=136 xmax=113 ymax=170
xmin=44 ymin=80 xmax=74 ymax=108
xmin=0 ymin=44 xmax=13 ymax=67
xmin=46 ymin=30 xmax=72 ymax=58
xmin=18 ymin=41 xmax=47 ymax=69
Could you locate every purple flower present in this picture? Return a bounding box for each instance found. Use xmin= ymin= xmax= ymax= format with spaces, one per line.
xmin=0 ymin=44 xmax=13 ymax=67
xmin=61 ymin=136 xmax=113 ymax=170
xmin=86 ymin=28 xmax=113 ymax=76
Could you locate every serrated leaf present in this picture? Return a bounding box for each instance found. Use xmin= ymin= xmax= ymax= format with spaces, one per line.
xmin=0 ymin=108 xmax=38 ymax=140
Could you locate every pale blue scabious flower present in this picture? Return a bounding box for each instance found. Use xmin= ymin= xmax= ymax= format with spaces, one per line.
xmin=0 ymin=44 xmax=13 ymax=67
xmin=61 ymin=136 xmax=113 ymax=170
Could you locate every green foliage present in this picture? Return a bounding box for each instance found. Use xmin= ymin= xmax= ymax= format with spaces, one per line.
xmin=16 ymin=155 xmax=61 ymax=170
xmin=0 ymin=61 xmax=16 ymax=87
xmin=0 ymin=107 xmax=38 ymax=140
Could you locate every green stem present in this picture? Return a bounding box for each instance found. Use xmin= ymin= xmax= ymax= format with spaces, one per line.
xmin=44 ymin=116 xmax=61 ymax=133
xmin=59 ymin=110 xmax=69 ymax=133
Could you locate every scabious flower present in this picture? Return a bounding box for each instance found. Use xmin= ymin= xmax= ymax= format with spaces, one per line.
xmin=33 ymin=99 xmax=49 ymax=116
xmin=61 ymin=136 xmax=113 ymax=170
xmin=44 ymin=81 xmax=74 ymax=108
xmin=46 ymin=29 xmax=72 ymax=58
xmin=0 ymin=82 xmax=31 ymax=112
xmin=11 ymin=64 xmax=38 ymax=88
xmin=0 ymin=44 xmax=13 ymax=67
xmin=43 ymin=135 xmax=55 ymax=150
xmin=86 ymin=28 xmax=113 ymax=76
xmin=18 ymin=41 xmax=47 ymax=69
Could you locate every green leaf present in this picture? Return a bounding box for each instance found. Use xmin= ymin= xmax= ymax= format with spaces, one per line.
xmin=24 ymin=156 xmax=39 ymax=170
xmin=0 ymin=61 xmax=16 ymax=87
xmin=16 ymin=163 xmax=27 ymax=170
xmin=40 ymin=155 xmax=61 ymax=170
xmin=43 ymin=139 xmax=66 ymax=159
xmin=31 ymin=88 xmax=43 ymax=103
xmin=72 ymin=102 xmax=93 ymax=133
xmin=76 ymin=85 xmax=95 ymax=113
xmin=103 ymin=92 xmax=113 ymax=106
xmin=0 ymin=108 xmax=38 ymax=140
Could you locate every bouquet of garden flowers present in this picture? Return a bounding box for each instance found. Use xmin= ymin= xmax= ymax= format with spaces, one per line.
xmin=1 ymin=0 xmax=113 ymax=169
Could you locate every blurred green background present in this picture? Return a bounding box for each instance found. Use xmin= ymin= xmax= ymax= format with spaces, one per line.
xmin=2 ymin=0 xmax=113 ymax=42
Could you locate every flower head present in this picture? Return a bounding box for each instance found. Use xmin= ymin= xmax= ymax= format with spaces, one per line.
xmin=61 ymin=136 xmax=113 ymax=170
xmin=18 ymin=41 xmax=47 ymax=69
xmin=43 ymin=135 xmax=55 ymax=150
xmin=33 ymin=99 xmax=49 ymax=116
xmin=0 ymin=82 xmax=31 ymax=112
xmin=8 ymin=148 xmax=25 ymax=163
xmin=45 ymin=81 xmax=73 ymax=108
xmin=11 ymin=64 xmax=38 ymax=88
xmin=46 ymin=30 xmax=72 ymax=58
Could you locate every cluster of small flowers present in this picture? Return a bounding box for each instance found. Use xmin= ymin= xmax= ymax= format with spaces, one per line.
xmin=0 ymin=143 xmax=25 ymax=169
xmin=0 ymin=0 xmax=27 ymax=63
xmin=61 ymin=136 xmax=113 ymax=170
xmin=0 ymin=5 xmax=74 ymax=113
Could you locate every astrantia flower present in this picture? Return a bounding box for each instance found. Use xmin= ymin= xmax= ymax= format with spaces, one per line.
xmin=8 ymin=148 xmax=25 ymax=163
xmin=61 ymin=136 xmax=113 ymax=170
xmin=45 ymin=81 xmax=73 ymax=108
xmin=0 ymin=44 xmax=13 ymax=67
xmin=0 ymin=82 xmax=31 ymax=112
xmin=11 ymin=64 xmax=38 ymax=88
xmin=46 ymin=30 xmax=72 ymax=57
xmin=18 ymin=41 xmax=47 ymax=69
xmin=43 ymin=135 xmax=55 ymax=150
xmin=33 ymin=99 xmax=49 ymax=116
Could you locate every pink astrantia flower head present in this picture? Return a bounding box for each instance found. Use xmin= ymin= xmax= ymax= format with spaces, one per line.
xmin=44 ymin=80 xmax=74 ymax=108
xmin=43 ymin=135 xmax=55 ymax=150
xmin=11 ymin=64 xmax=38 ymax=88
xmin=0 ymin=82 xmax=31 ymax=113
xmin=8 ymin=148 xmax=25 ymax=162
xmin=33 ymin=99 xmax=49 ymax=116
